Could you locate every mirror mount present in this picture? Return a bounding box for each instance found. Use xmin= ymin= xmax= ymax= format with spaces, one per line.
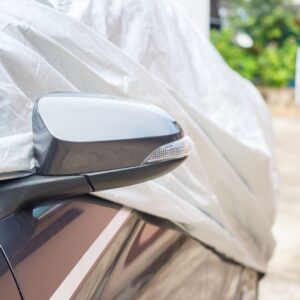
xmin=0 ymin=158 xmax=184 ymax=219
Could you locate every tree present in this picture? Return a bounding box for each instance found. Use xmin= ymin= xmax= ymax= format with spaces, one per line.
xmin=212 ymin=0 xmax=300 ymax=87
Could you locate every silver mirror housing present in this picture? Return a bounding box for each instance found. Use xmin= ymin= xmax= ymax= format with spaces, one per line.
xmin=33 ymin=93 xmax=193 ymax=176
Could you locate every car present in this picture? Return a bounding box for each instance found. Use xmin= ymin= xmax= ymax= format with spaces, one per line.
xmin=0 ymin=92 xmax=259 ymax=300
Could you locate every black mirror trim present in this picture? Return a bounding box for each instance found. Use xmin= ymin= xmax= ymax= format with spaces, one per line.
xmin=86 ymin=157 xmax=185 ymax=191
xmin=0 ymin=158 xmax=185 ymax=220
xmin=0 ymin=175 xmax=91 ymax=220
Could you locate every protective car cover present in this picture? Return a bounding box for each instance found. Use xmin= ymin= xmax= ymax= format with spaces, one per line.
xmin=0 ymin=0 xmax=277 ymax=272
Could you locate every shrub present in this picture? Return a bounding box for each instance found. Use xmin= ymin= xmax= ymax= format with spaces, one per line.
xmin=211 ymin=0 xmax=300 ymax=87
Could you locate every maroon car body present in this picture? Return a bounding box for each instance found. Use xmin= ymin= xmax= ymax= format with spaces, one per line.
xmin=0 ymin=195 xmax=258 ymax=300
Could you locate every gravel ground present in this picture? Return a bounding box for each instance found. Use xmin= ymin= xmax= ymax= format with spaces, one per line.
xmin=259 ymin=118 xmax=300 ymax=300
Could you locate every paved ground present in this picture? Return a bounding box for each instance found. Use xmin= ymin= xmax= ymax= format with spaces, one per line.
xmin=259 ymin=118 xmax=300 ymax=299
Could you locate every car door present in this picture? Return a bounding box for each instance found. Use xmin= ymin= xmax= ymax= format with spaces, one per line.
xmin=0 ymin=192 xmax=188 ymax=300
xmin=0 ymin=193 xmax=258 ymax=300
xmin=0 ymin=195 xmax=131 ymax=299
xmin=0 ymin=246 xmax=21 ymax=299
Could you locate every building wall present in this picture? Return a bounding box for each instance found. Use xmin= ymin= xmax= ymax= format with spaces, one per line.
xmin=173 ymin=0 xmax=210 ymax=37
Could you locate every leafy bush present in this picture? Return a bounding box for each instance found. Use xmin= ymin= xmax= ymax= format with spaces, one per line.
xmin=211 ymin=29 xmax=258 ymax=82
xmin=211 ymin=0 xmax=300 ymax=87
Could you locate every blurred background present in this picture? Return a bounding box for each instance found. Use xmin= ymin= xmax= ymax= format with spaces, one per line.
xmin=176 ymin=0 xmax=300 ymax=113
xmin=211 ymin=0 xmax=300 ymax=115
xmin=175 ymin=0 xmax=300 ymax=299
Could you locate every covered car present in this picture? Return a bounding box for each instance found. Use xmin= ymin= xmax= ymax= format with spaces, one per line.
xmin=0 ymin=0 xmax=276 ymax=273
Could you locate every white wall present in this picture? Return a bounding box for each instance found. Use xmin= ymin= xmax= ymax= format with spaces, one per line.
xmin=173 ymin=0 xmax=210 ymax=37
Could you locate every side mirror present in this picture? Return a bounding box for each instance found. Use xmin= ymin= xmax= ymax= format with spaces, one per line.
xmin=0 ymin=93 xmax=192 ymax=218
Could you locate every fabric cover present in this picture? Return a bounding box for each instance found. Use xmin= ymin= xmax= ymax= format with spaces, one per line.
xmin=0 ymin=0 xmax=277 ymax=272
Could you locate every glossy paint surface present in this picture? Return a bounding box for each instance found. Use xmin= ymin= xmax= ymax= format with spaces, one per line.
xmin=0 ymin=196 xmax=120 ymax=300
xmin=0 ymin=195 xmax=259 ymax=299
xmin=137 ymin=239 xmax=258 ymax=300
xmin=0 ymin=248 xmax=21 ymax=299
xmin=77 ymin=218 xmax=185 ymax=299
xmin=76 ymin=212 xmax=259 ymax=300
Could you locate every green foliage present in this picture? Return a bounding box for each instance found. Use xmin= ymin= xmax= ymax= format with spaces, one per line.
xmin=258 ymin=38 xmax=297 ymax=86
xmin=211 ymin=0 xmax=300 ymax=87
xmin=211 ymin=29 xmax=258 ymax=82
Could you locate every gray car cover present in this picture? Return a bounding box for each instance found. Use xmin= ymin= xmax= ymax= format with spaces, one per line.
xmin=0 ymin=0 xmax=277 ymax=272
